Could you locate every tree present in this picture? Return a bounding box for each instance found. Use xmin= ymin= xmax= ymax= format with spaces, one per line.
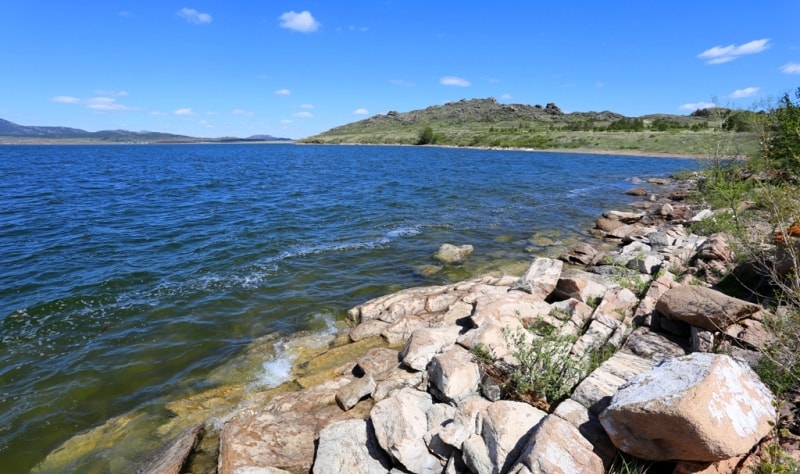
xmin=766 ymin=88 xmax=800 ymax=175
xmin=416 ymin=125 xmax=436 ymax=145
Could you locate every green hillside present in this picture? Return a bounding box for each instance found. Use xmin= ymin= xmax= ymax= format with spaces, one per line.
xmin=302 ymin=98 xmax=759 ymax=157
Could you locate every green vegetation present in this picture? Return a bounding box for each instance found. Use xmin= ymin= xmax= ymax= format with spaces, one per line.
xmin=302 ymin=97 xmax=760 ymax=157
xmin=608 ymin=452 xmax=659 ymax=474
xmin=469 ymin=342 xmax=494 ymax=365
xmin=503 ymin=326 xmax=583 ymax=409
xmin=687 ymin=87 xmax=800 ymax=470
xmin=416 ymin=125 xmax=437 ymax=145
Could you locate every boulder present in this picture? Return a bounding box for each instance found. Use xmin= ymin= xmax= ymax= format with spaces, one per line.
xmin=435 ymin=243 xmax=474 ymax=264
xmin=607 ymin=223 xmax=657 ymax=241
xmin=509 ymin=414 xmax=605 ymax=474
xmin=513 ymin=257 xmax=563 ymax=299
xmin=553 ymin=269 xmax=609 ymax=304
xmin=559 ymin=242 xmax=598 ymax=265
xmin=370 ymin=388 xmax=442 ymax=474
xmin=400 ymin=326 xmax=462 ymax=371
xmin=552 ymin=398 xmax=616 ymax=467
xmin=422 ymin=403 xmax=459 ymax=460
xmin=428 ymin=345 xmax=481 ymax=404
xmin=694 ymin=233 xmax=732 ymax=262
xmin=382 ymin=314 xmax=429 ymax=345
xmin=595 ymin=217 xmax=624 ymax=233
xmin=312 ymin=419 xmax=392 ymax=474
xmin=350 ymin=319 xmax=391 ymax=341
xmin=470 ymin=290 xmax=551 ymax=328
xmin=599 ymin=353 xmax=776 ymax=462
xmin=457 ymin=314 xmax=525 ymax=361
xmin=656 ymin=286 xmax=763 ymax=332
xmin=462 ymin=400 xmax=547 ymax=474
xmin=571 ymin=351 xmax=656 ymax=414
xmin=603 ymin=210 xmax=646 ymax=223
xmin=625 ymin=187 xmax=648 ymax=197
xmin=436 ymin=396 xmax=492 ymax=450
xmin=355 ymin=347 xmax=402 ymax=379
xmin=336 ymin=374 xmax=376 ymax=411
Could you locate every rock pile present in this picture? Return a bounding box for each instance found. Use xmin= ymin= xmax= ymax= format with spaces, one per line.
xmin=145 ymin=180 xmax=783 ymax=474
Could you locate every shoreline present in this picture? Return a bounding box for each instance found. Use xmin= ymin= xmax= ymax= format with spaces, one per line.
xmin=3 ymin=137 xmax=710 ymax=159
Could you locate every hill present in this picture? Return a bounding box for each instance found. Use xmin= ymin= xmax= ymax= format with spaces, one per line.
xmin=302 ymin=98 xmax=758 ymax=157
xmin=0 ymin=118 xmax=291 ymax=144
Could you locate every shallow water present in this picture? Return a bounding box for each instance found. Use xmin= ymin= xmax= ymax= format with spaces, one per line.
xmin=0 ymin=143 xmax=695 ymax=471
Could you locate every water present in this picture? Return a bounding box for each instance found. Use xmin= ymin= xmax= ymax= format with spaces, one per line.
xmin=0 ymin=144 xmax=695 ymax=471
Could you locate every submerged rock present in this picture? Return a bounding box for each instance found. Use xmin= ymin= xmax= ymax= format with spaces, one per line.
xmin=434 ymin=243 xmax=474 ymax=264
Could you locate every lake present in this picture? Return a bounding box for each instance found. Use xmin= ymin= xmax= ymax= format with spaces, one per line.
xmin=0 ymin=144 xmax=695 ymax=471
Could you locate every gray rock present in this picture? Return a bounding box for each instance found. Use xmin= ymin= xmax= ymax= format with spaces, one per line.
xmin=370 ymin=388 xmax=442 ymax=474
xmin=552 ymin=399 xmax=616 ymax=467
xmin=313 ymin=419 xmax=392 ymax=474
xmin=428 ymin=346 xmax=481 ymax=404
xmin=462 ymin=400 xmax=547 ymax=474
xmin=401 ymin=326 xmax=462 ymax=371
xmin=599 ymin=353 xmax=776 ymax=462
xmin=510 ymin=415 xmax=605 ymax=474
xmin=513 ymin=257 xmax=563 ymax=299
xmin=335 ymin=374 xmax=376 ymax=411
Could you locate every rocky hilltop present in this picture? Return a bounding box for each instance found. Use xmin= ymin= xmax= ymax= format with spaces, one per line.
xmin=333 ymin=98 xmax=623 ymax=130
xmin=128 ymin=178 xmax=792 ymax=474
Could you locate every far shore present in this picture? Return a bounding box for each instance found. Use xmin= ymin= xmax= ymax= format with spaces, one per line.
xmin=1 ymin=137 xmax=730 ymax=160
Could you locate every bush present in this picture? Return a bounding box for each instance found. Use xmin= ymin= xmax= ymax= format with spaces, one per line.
xmin=503 ymin=326 xmax=584 ymax=409
xmin=416 ymin=125 xmax=436 ymax=145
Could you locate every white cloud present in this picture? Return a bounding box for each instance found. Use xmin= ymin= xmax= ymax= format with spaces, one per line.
xmin=86 ymin=97 xmax=131 ymax=111
xmin=500 ymin=94 xmax=512 ymax=100
xmin=174 ymin=108 xmax=193 ymax=115
xmin=353 ymin=108 xmax=369 ymax=115
xmin=52 ymin=96 xmax=80 ymax=104
xmin=781 ymin=62 xmax=800 ymax=74
xmin=231 ymin=108 xmax=254 ymax=116
xmin=279 ymin=10 xmax=320 ymax=33
xmin=178 ymin=8 xmax=212 ymax=25
xmin=52 ymin=95 xmax=132 ymax=110
xmin=292 ymin=111 xmax=313 ymax=118
xmin=697 ymin=38 xmax=769 ymax=64
xmin=679 ymin=102 xmax=717 ymax=111
xmin=275 ymin=89 xmax=291 ymax=96
xmin=118 ymin=11 xmax=132 ymax=18
xmin=390 ymin=79 xmax=415 ymax=88
xmin=730 ymin=87 xmax=759 ymax=99
xmin=300 ymin=104 xmax=314 ymax=109
xmin=280 ymin=119 xmax=292 ymax=124
xmin=440 ymin=76 xmax=471 ymax=87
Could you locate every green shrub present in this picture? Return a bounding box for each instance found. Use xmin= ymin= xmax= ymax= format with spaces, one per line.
xmin=503 ymin=326 xmax=584 ymax=408
xmin=416 ymin=125 xmax=436 ymax=145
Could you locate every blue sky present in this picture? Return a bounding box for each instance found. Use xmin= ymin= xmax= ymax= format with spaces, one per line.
xmin=1 ymin=1 xmax=799 ymax=139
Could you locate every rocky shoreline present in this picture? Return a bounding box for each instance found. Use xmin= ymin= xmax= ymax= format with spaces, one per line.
xmin=140 ymin=177 xmax=788 ymax=474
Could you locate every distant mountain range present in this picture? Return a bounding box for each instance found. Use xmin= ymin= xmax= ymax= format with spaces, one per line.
xmin=0 ymin=118 xmax=292 ymax=143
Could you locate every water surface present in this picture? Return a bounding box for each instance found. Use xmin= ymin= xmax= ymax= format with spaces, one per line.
xmin=0 ymin=144 xmax=695 ymax=471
